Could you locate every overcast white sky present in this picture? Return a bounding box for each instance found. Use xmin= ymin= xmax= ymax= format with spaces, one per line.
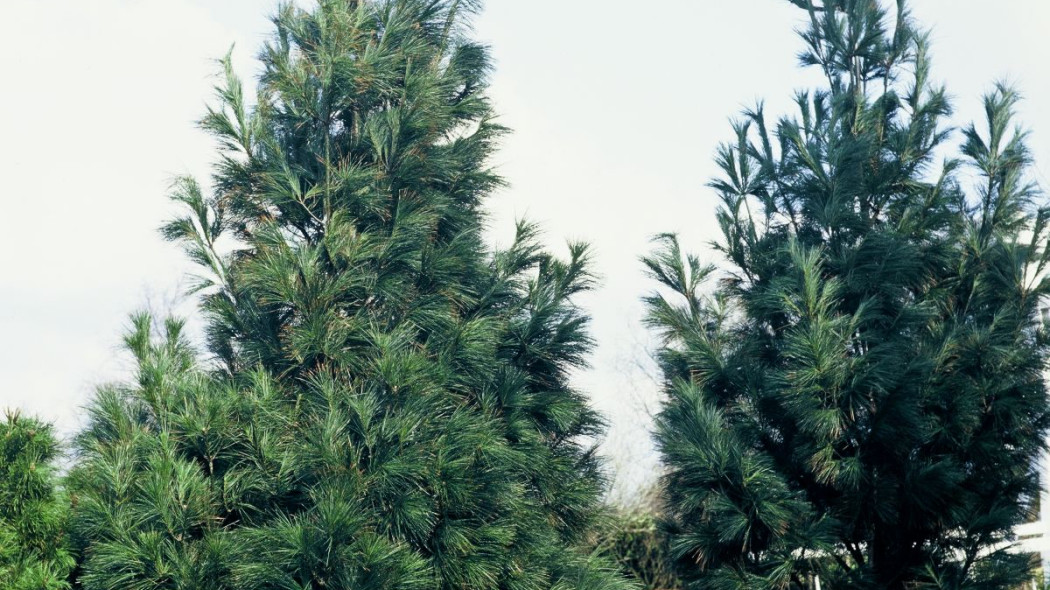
xmin=1 ymin=1 xmax=1048 ymax=500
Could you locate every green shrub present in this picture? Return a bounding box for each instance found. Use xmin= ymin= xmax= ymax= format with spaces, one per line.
xmin=0 ymin=412 xmax=74 ymax=590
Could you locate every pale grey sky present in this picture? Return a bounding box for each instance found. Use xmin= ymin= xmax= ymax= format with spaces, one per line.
xmin=1 ymin=1 xmax=1048 ymax=500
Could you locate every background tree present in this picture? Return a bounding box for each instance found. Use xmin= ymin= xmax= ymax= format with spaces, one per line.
xmin=645 ymin=0 xmax=1050 ymax=588
xmin=0 ymin=412 xmax=75 ymax=590
xmin=69 ymin=1 xmax=631 ymax=589
xmin=591 ymin=496 xmax=681 ymax=590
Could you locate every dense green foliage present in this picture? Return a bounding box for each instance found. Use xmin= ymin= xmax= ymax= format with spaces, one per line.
xmin=646 ymin=0 xmax=1050 ymax=588
xmin=0 ymin=413 xmax=74 ymax=590
xmin=593 ymin=506 xmax=680 ymax=590
xmin=68 ymin=1 xmax=631 ymax=589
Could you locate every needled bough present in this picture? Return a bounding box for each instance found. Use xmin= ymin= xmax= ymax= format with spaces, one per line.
xmin=647 ymin=1 xmax=1050 ymax=589
xmin=68 ymin=1 xmax=631 ymax=589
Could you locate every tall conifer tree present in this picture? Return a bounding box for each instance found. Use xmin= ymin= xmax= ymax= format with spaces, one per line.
xmin=69 ymin=1 xmax=630 ymax=589
xmin=646 ymin=1 xmax=1050 ymax=588
xmin=0 ymin=413 xmax=74 ymax=590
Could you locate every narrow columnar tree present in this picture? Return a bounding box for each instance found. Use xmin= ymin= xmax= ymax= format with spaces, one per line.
xmin=69 ymin=1 xmax=631 ymax=589
xmin=0 ymin=412 xmax=74 ymax=590
xmin=646 ymin=1 xmax=1050 ymax=588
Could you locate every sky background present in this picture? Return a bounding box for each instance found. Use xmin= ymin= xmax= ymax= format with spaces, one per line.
xmin=1 ymin=0 xmax=1048 ymax=502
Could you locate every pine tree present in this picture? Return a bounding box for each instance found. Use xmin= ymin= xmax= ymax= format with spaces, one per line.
xmin=0 ymin=412 xmax=75 ymax=590
xmin=645 ymin=1 xmax=1050 ymax=588
xmin=69 ymin=1 xmax=630 ymax=589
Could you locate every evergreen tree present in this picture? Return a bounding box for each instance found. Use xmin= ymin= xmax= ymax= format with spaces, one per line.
xmin=645 ymin=1 xmax=1050 ymax=588
xmin=0 ymin=412 xmax=75 ymax=590
xmin=593 ymin=506 xmax=680 ymax=590
xmin=69 ymin=1 xmax=630 ymax=589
